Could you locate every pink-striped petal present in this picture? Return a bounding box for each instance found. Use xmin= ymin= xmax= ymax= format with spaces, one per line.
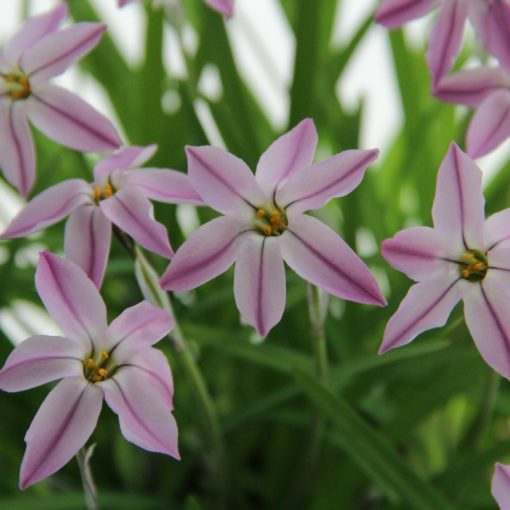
xmin=485 ymin=209 xmax=510 ymax=252
xmin=118 ymin=0 xmax=137 ymax=6
xmin=4 ymin=4 xmax=68 ymax=65
xmin=380 ymin=274 xmax=467 ymax=354
xmin=124 ymin=169 xmax=204 ymax=205
xmin=27 ymin=84 xmax=121 ymax=152
xmin=486 ymin=248 xmax=510 ymax=288
xmin=463 ymin=278 xmax=510 ymax=380
xmin=427 ymin=0 xmax=468 ymax=86
xmin=434 ymin=67 xmax=509 ymax=107
xmin=0 ymin=101 xmax=35 ymax=197
xmin=381 ymin=226 xmax=451 ymax=281
xmin=35 ymin=252 xmax=107 ymax=353
xmin=204 ymin=0 xmax=235 ymax=17
xmin=100 ymin=188 xmax=173 ymax=259
xmin=432 ymin=143 xmax=485 ymax=251
xmin=0 ymin=336 xmax=83 ymax=392
xmin=21 ymin=24 xmax=106 ymax=82
xmin=469 ymin=0 xmax=510 ymax=72
xmin=0 ymin=180 xmax=91 ymax=239
xmin=64 ymin=206 xmax=112 ymax=289
xmin=255 ymin=119 xmax=318 ymax=196
xmin=280 ymin=213 xmax=386 ymax=306
xmin=492 ymin=463 xmax=510 ymax=510
xmin=94 ymin=145 xmax=157 ymax=183
xmin=20 ymin=377 xmax=102 ymax=490
xmin=161 ymin=216 xmax=250 ymax=291
xmin=467 ymin=89 xmax=510 ymax=158
xmin=186 ymin=146 xmax=266 ymax=218
xmin=375 ymin=0 xmax=437 ymax=28
xmin=234 ymin=235 xmax=286 ymax=336
xmin=100 ymin=369 xmax=179 ymax=458
xmin=277 ymin=149 xmax=379 ymax=214
xmin=104 ymin=301 xmax=173 ymax=361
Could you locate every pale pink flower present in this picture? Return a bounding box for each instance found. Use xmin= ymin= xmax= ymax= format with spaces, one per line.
xmin=375 ymin=0 xmax=510 ymax=86
xmin=493 ymin=463 xmax=510 ymax=510
xmin=118 ymin=0 xmax=234 ymax=17
xmin=0 ymin=4 xmax=121 ymax=196
xmin=0 ymin=145 xmax=203 ymax=288
xmin=0 ymin=252 xmax=179 ymax=490
xmin=381 ymin=142 xmax=510 ymax=380
xmin=435 ymin=65 xmax=510 ymax=157
xmin=161 ymin=119 xmax=386 ymax=337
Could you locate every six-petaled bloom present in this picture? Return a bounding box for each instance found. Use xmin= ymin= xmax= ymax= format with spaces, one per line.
xmin=492 ymin=463 xmax=510 ymax=510
xmin=381 ymin=142 xmax=510 ymax=381
xmin=375 ymin=0 xmax=510 ymax=87
xmin=117 ymin=0 xmax=235 ymax=17
xmin=0 ymin=145 xmax=203 ymax=288
xmin=0 ymin=3 xmax=121 ymax=196
xmin=160 ymin=119 xmax=386 ymax=336
xmin=0 ymin=252 xmax=179 ymax=490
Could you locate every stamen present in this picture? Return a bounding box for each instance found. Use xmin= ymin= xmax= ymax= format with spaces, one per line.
xmin=85 ymin=358 xmax=96 ymax=369
xmin=257 ymin=209 xmax=266 ymax=218
xmin=98 ymin=368 xmax=108 ymax=377
xmin=458 ymin=249 xmax=488 ymax=282
xmin=91 ymin=375 xmax=102 ymax=382
xmin=263 ymin=225 xmax=273 ymax=235
xmin=100 ymin=351 xmax=109 ymax=360
xmin=94 ymin=186 xmax=101 ymax=202
xmin=103 ymin=183 xmax=114 ymax=198
xmin=5 ymin=72 xmax=31 ymax=100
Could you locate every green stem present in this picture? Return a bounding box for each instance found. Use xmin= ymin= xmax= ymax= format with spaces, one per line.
xmin=307 ymin=284 xmax=329 ymax=383
xmin=76 ymin=445 xmax=98 ymax=510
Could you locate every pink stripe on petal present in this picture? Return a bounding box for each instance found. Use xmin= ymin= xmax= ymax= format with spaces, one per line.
xmin=375 ymin=0 xmax=437 ymax=28
xmin=434 ymin=67 xmax=509 ymax=107
xmin=464 ymin=279 xmax=510 ymax=380
xmin=27 ymin=84 xmax=121 ymax=152
xmin=125 ymin=169 xmax=204 ymax=205
xmin=65 ymin=206 xmax=112 ymax=289
xmin=380 ymin=274 xmax=466 ymax=354
xmin=280 ymin=214 xmax=386 ymax=306
xmin=492 ymin=463 xmax=510 ymax=510
xmin=381 ymin=226 xmax=451 ymax=281
xmin=20 ymin=377 xmax=102 ymax=490
xmin=104 ymin=301 xmax=173 ymax=361
xmin=0 ymin=102 xmax=35 ymax=197
xmin=22 ymin=24 xmax=106 ymax=82
xmin=467 ymin=89 xmax=510 ymax=158
xmin=278 ymin=149 xmax=378 ymax=214
xmin=101 ymin=370 xmax=179 ymax=458
xmin=432 ymin=143 xmax=485 ymax=251
xmin=204 ymin=0 xmax=235 ymax=17
xmin=161 ymin=216 xmax=250 ymax=291
xmin=94 ymin=145 xmax=157 ymax=182
xmin=186 ymin=146 xmax=266 ymax=218
xmin=100 ymin=188 xmax=173 ymax=259
xmin=0 ymin=335 xmax=83 ymax=392
xmin=234 ymin=236 xmax=286 ymax=337
xmin=255 ymin=119 xmax=318 ymax=196
xmin=1 ymin=180 xmax=91 ymax=239
xmin=4 ymin=4 xmax=68 ymax=64
xmin=36 ymin=252 xmax=108 ymax=352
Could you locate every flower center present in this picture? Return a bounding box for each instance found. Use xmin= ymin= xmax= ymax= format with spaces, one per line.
xmin=83 ymin=351 xmax=111 ymax=382
xmin=93 ymin=182 xmax=115 ymax=203
xmin=4 ymin=70 xmax=31 ymax=101
xmin=254 ymin=207 xmax=288 ymax=236
xmin=458 ymin=249 xmax=488 ymax=282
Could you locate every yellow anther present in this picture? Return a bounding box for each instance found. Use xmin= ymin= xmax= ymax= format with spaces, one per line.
xmin=461 ymin=269 xmax=470 ymax=278
xmin=85 ymin=358 xmax=96 ymax=369
xmin=100 ymin=351 xmax=109 ymax=360
xmin=464 ymin=253 xmax=475 ymax=260
xmin=94 ymin=186 xmax=101 ymax=202
xmin=91 ymin=374 xmax=102 ymax=382
xmin=263 ymin=225 xmax=273 ymax=235
xmin=471 ymin=262 xmax=485 ymax=272
xmin=257 ymin=209 xmax=266 ymax=218
xmin=98 ymin=368 xmax=108 ymax=377
xmin=271 ymin=211 xmax=280 ymax=218
xmin=103 ymin=183 xmax=114 ymax=198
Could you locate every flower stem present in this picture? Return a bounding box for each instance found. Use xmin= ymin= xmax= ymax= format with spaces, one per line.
xmin=307 ymin=284 xmax=329 ymax=383
xmin=76 ymin=445 xmax=98 ymax=510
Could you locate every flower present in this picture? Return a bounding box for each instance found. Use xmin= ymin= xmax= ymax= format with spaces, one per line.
xmin=160 ymin=119 xmax=386 ymax=336
xmin=0 ymin=145 xmax=203 ymax=288
xmin=0 ymin=4 xmax=121 ymax=196
xmin=492 ymin=463 xmax=510 ymax=510
xmin=118 ymin=0 xmax=235 ymax=17
xmin=381 ymin=142 xmax=510 ymax=380
xmin=0 ymin=251 xmax=179 ymax=489
xmin=435 ymin=65 xmax=510 ymax=157
xmin=375 ymin=0 xmax=510 ymax=87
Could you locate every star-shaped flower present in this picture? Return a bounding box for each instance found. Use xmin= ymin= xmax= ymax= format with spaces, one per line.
xmin=161 ymin=119 xmax=386 ymax=336
xmin=381 ymin=142 xmax=510 ymax=380
xmin=0 ymin=145 xmax=203 ymax=288
xmin=0 ymin=252 xmax=179 ymax=490
xmin=0 ymin=4 xmax=121 ymax=196
xmin=118 ymin=0 xmax=234 ymax=17
xmin=492 ymin=463 xmax=510 ymax=510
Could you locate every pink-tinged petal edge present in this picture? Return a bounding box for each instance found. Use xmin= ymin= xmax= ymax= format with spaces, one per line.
xmin=20 ymin=377 xmax=102 ymax=490
xmin=375 ymin=0 xmax=437 ymax=29
xmin=484 ymin=209 xmax=510 ymax=252
xmin=280 ymin=213 xmax=387 ymax=306
xmin=234 ymin=235 xmax=286 ymax=337
xmin=161 ymin=215 xmax=250 ymax=292
xmin=492 ymin=463 xmax=510 ymax=510
xmin=35 ymin=252 xmax=107 ymax=352
xmin=203 ymin=0 xmax=235 ymax=17
xmin=94 ymin=145 xmax=157 ymax=182
xmin=64 ymin=206 xmax=112 ymax=289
